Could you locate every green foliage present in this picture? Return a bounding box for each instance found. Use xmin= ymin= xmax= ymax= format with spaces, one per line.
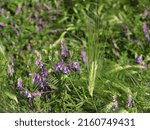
xmin=0 ymin=0 xmax=150 ymax=113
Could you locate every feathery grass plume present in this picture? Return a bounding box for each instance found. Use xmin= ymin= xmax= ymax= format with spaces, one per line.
xmin=84 ymin=10 xmax=102 ymax=97
xmin=88 ymin=61 xmax=98 ymax=97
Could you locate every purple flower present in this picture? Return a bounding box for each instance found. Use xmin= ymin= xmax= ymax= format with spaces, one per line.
xmin=136 ymin=56 xmax=143 ymax=65
xmin=55 ymin=60 xmax=64 ymax=71
xmin=17 ymin=78 xmax=23 ymax=89
xmin=73 ymin=61 xmax=80 ymax=71
xmin=63 ymin=66 xmax=71 ymax=74
xmin=24 ymin=90 xmax=32 ymax=98
xmin=143 ymin=23 xmax=150 ymax=42
xmin=40 ymin=65 xmax=48 ymax=78
xmin=81 ymin=49 xmax=88 ymax=64
xmin=68 ymin=61 xmax=74 ymax=71
xmin=33 ymin=73 xmax=41 ymax=84
xmin=35 ymin=58 xmax=42 ymax=66
xmin=61 ymin=40 xmax=68 ymax=58
xmin=35 ymin=58 xmax=48 ymax=78
xmin=34 ymin=58 xmax=50 ymax=92
xmin=0 ymin=22 xmax=5 ymax=27
xmin=128 ymin=95 xmax=133 ymax=107
xmin=32 ymin=91 xmax=41 ymax=97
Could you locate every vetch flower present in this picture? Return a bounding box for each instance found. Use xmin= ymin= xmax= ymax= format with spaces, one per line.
xmin=33 ymin=73 xmax=41 ymax=84
xmin=62 ymin=66 xmax=71 ymax=74
xmin=40 ymin=65 xmax=48 ymax=78
xmin=136 ymin=55 xmax=143 ymax=65
xmin=34 ymin=58 xmax=51 ymax=92
xmin=68 ymin=61 xmax=74 ymax=71
xmin=143 ymin=23 xmax=150 ymax=42
xmin=32 ymin=91 xmax=41 ymax=97
xmin=55 ymin=60 xmax=64 ymax=71
xmin=73 ymin=61 xmax=80 ymax=71
xmin=135 ymin=54 xmax=147 ymax=69
xmin=17 ymin=78 xmax=23 ymax=90
xmin=35 ymin=58 xmax=42 ymax=66
xmin=24 ymin=90 xmax=32 ymax=98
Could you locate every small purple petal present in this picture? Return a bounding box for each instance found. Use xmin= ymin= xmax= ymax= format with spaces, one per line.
xmin=63 ymin=66 xmax=71 ymax=74
xmin=24 ymin=90 xmax=32 ymax=98
xmin=41 ymin=66 xmax=48 ymax=77
xmin=0 ymin=22 xmax=5 ymax=27
xmin=69 ymin=61 xmax=74 ymax=68
xmin=73 ymin=61 xmax=80 ymax=71
xmin=143 ymin=23 xmax=150 ymax=42
xmin=136 ymin=56 xmax=143 ymax=65
xmin=33 ymin=73 xmax=41 ymax=84
xmin=17 ymin=78 xmax=23 ymax=89
xmin=32 ymin=91 xmax=41 ymax=97
xmin=35 ymin=58 xmax=42 ymax=66
xmin=55 ymin=60 xmax=64 ymax=71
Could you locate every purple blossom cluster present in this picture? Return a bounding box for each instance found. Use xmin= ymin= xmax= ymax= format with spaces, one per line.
xmin=143 ymin=23 xmax=150 ymax=42
xmin=54 ymin=40 xmax=80 ymax=74
xmin=17 ymin=78 xmax=41 ymax=106
xmin=33 ymin=57 xmax=50 ymax=91
xmin=17 ymin=78 xmax=41 ymax=98
xmin=136 ymin=55 xmax=143 ymax=65
xmin=17 ymin=58 xmax=50 ymax=106
xmin=55 ymin=60 xmax=80 ymax=74
xmin=135 ymin=55 xmax=147 ymax=68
